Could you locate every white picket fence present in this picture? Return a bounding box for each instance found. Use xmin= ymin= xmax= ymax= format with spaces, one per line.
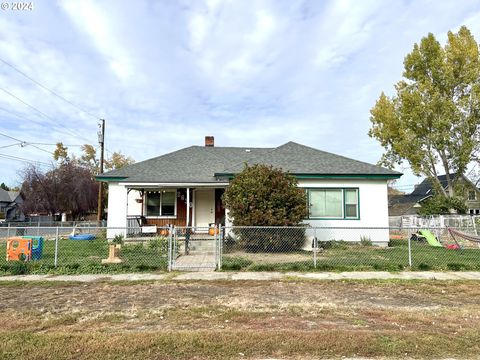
xmin=389 ymin=215 xmax=480 ymax=234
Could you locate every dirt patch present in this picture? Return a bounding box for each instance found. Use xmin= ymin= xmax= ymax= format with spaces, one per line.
xmin=1 ymin=280 xmax=480 ymax=359
xmin=227 ymin=251 xmax=311 ymax=264
xmin=1 ymin=280 xmax=479 ymax=314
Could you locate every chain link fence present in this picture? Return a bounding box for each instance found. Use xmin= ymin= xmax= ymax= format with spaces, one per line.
xmin=220 ymin=225 xmax=480 ymax=272
xmin=0 ymin=225 xmax=479 ymax=275
xmin=0 ymin=226 xmax=169 ymax=275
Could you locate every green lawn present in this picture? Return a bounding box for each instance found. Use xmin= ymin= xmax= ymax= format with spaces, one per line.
xmin=0 ymin=238 xmax=168 ymax=275
xmin=1 ymin=238 xmax=480 ymax=275
xmin=222 ymin=239 xmax=480 ymax=271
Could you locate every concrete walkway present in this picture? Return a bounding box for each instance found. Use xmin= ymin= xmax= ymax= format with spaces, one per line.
xmin=1 ymin=271 xmax=480 ymax=282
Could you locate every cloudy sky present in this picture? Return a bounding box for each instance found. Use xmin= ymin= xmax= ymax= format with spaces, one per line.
xmin=1 ymin=0 xmax=479 ymax=190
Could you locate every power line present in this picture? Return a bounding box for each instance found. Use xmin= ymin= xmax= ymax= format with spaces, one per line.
xmin=0 ymin=57 xmax=99 ymax=119
xmin=29 ymin=142 xmax=84 ymax=147
xmin=0 ymin=153 xmax=50 ymax=166
xmin=0 ymin=107 xmax=84 ymax=148
xmin=0 ymin=143 xmax=20 ymax=149
xmin=0 ymin=131 xmax=54 ymax=155
xmin=0 ymin=103 xmax=113 ymax=155
xmin=0 ymin=86 xmax=92 ymax=144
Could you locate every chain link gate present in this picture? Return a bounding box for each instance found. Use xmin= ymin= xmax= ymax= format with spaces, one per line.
xmin=168 ymin=225 xmax=221 ymax=271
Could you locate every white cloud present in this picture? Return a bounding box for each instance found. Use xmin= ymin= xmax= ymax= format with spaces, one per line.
xmin=313 ymin=0 xmax=381 ymax=69
xmin=1 ymin=0 xmax=480 ymax=189
xmin=60 ymin=0 xmax=135 ymax=82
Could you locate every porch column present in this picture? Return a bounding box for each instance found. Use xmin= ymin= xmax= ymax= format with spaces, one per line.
xmin=106 ymin=182 xmax=128 ymax=239
xmin=186 ymin=187 xmax=190 ymax=227
xmin=192 ymin=189 xmax=196 ymax=228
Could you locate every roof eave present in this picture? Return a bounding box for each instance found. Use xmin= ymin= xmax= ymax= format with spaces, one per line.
xmin=95 ymin=176 xmax=129 ymax=182
xmin=215 ymin=172 xmax=402 ymax=180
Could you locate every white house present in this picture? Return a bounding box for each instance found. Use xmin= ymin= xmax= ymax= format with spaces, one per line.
xmin=97 ymin=137 xmax=402 ymax=245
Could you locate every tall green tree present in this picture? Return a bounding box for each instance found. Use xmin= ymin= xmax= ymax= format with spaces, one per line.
xmin=369 ymin=26 xmax=480 ymax=198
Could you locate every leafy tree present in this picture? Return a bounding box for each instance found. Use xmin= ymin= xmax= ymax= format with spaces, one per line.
xmin=104 ymin=151 xmax=135 ymax=171
xmin=417 ymin=195 xmax=467 ymax=215
xmin=0 ymin=183 xmax=10 ymax=191
xmin=53 ymin=143 xmax=69 ymax=163
xmin=55 ymin=142 xmax=135 ymax=173
xmin=79 ymin=144 xmax=99 ymax=173
xmin=369 ymin=26 xmax=480 ymax=198
xmin=20 ymin=163 xmax=98 ymax=220
xmin=222 ymin=165 xmax=307 ymax=252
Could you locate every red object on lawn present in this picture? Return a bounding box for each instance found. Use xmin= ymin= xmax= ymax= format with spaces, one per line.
xmin=445 ymin=244 xmax=460 ymax=250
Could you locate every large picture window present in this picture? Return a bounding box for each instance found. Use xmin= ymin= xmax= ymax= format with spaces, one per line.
xmin=145 ymin=190 xmax=176 ymax=217
xmin=308 ymin=188 xmax=359 ymax=219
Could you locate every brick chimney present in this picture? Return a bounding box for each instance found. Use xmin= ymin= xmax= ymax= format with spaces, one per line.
xmin=205 ymin=136 xmax=214 ymax=147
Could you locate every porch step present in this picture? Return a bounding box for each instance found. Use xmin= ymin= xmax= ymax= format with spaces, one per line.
xmin=171 ymin=264 xmax=216 ymax=272
xmin=184 ymin=240 xmax=216 ymax=252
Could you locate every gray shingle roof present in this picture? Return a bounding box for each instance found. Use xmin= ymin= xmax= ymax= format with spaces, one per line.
xmin=7 ymin=191 xmax=20 ymax=201
xmin=410 ymin=173 xmax=459 ymax=197
xmin=218 ymin=142 xmax=401 ymax=176
xmin=98 ymin=146 xmax=273 ymax=183
xmin=97 ymin=141 xmax=401 ymax=183
xmin=0 ymin=188 xmax=12 ymax=202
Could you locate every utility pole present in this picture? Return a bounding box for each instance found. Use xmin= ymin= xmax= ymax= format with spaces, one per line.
xmin=97 ymin=119 xmax=105 ymax=222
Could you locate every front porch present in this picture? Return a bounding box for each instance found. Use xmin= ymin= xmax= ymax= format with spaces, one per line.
xmin=125 ymin=186 xmax=227 ymax=236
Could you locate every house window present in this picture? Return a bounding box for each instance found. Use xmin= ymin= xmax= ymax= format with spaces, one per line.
xmin=145 ymin=190 xmax=176 ymax=217
xmin=308 ymin=188 xmax=359 ymax=219
xmin=345 ymin=189 xmax=359 ymax=218
xmin=310 ymin=189 xmax=343 ymax=218
xmin=468 ymin=191 xmax=477 ymax=201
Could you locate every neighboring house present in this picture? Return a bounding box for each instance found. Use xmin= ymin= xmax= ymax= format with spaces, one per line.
xmin=97 ymin=137 xmax=401 ymax=244
xmin=389 ymin=173 xmax=480 ymax=216
xmin=0 ymin=189 xmax=24 ymax=222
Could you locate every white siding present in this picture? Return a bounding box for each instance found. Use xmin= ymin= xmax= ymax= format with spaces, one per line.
xmin=299 ymin=179 xmax=390 ymax=245
xmin=106 ymin=182 xmax=128 ymax=239
xmin=127 ymin=189 xmax=143 ymax=216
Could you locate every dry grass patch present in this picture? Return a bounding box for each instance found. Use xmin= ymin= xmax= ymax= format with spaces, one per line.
xmin=1 ymin=329 xmax=480 ymax=359
xmin=1 ymin=279 xmax=480 ymax=358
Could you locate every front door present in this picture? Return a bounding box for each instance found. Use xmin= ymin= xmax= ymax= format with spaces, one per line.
xmin=195 ymin=189 xmax=215 ymax=229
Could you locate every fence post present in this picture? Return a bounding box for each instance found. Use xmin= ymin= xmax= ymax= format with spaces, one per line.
xmin=213 ymin=225 xmax=218 ymax=270
xmin=54 ymin=227 xmax=59 ymax=268
xmin=167 ymin=225 xmax=173 ymax=272
xmin=6 ymin=223 xmax=10 ymax=239
xmin=313 ymin=228 xmax=317 ymax=269
xmin=408 ymin=233 xmax=412 ymax=268
xmin=218 ymin=224 xmax=223 ymax=270
xmin=37 ymin=222 xmax=40 ymax=236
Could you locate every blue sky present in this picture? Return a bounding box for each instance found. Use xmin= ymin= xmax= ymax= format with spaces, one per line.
xmin=1 ymin=0 xmax=479 ymax=191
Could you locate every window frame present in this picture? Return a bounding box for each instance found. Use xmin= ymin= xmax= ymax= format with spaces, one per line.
xmin=468 ymin=190 xmax=477 ymax=201
xmin=306 ymin=187 xmax=360 ymax=220
xmin=144 ymin=190 xmax=177 ymax=218
xmin=344 ymin=188 xmax=359 ymax=219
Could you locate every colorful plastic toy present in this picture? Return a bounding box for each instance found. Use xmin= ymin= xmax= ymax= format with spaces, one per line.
xmin=6 ymin=237 xmax=32 ymax=261
xmin=69 ymin=234 xmax=96 ymax=240
xmin=22 ymin=236 xmax=44 ymax=260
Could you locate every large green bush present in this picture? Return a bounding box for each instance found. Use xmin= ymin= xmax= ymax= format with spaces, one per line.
xmin=222 ymin=164 xmax=307 ymax=226
xmin=222 ymin=164 xmax=308 ymax=252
